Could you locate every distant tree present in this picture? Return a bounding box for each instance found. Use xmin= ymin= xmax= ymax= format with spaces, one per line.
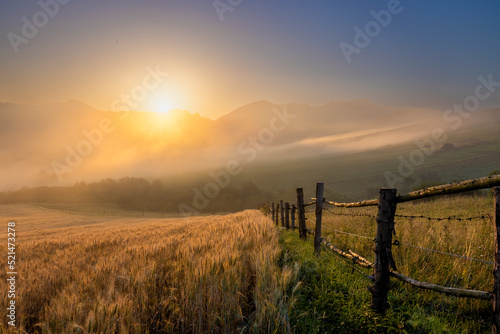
xmin=489 ymin=170 xmax=500 ymax=177
xmin=412 ymin=172 xmax=443 ymax=191
xmin=258 ymin=202 xmax=271 ymax=216
xmin=440 ymin=143 xmax=455 ymax=151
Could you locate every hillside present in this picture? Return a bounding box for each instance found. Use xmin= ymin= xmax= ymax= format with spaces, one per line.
xmin=235 ymin=124 xmax=500 ymax=201
xmin=1 ymin=100 xmax=500 ymax=198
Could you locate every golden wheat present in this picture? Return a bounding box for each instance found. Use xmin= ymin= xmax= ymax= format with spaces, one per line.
xmin=0 ymin=205 xmax=298 ymax=333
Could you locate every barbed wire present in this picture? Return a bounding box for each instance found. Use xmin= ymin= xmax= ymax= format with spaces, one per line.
xmin=393 ymin=240 xmax=493 ymax=265
xmin=310 ymin=223 xmax=493 ymax=264
xmin=322 ymin=207 xmax=377 ymax=218
xmin=303 ymin=224 xmax=492 ymax=324
xmin=395 ymin=214 xmax=492 ymax=222
xmin=306 ymin=223 xmax=492 ymax=265
xmin=284 ymin=199 xmax=493 ymax=265
xmin=321 ymin=225 xmax=373 ymax=241
xmin=305 ymin=205 xmax=491 ymax=223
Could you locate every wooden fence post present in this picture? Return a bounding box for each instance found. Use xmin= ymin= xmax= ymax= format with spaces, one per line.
xmin=291 ymin=204 xmax=296 ymax=230
xmin=285 ymin=202 xmax=290 ymax=229
xmin=297 ymin=188 xmax=307 ymax=240
xmin=370 ymin=188 xmax=398 ymax=314
xmin=272 ymin=202 xmax=275 ymax=222
xmin=280 ymin=200 xmax=285 ymax=227
xmin=493 ymin=187 xmax=500 ymax=333
xmin=315 ymin=183 xmax=324 ymax=254
xmin=275 ymin=203 xmax=280 ymax=226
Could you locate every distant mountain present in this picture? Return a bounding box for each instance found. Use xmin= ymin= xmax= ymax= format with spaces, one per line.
xmin=0 ymin=99 xmax=499 ymax=190
xmin=213 ymin=99 xmax=441 ymax=144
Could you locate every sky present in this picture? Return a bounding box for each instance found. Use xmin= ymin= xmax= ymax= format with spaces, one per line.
xmin=1 ymin=0 xmax=500 ymax=119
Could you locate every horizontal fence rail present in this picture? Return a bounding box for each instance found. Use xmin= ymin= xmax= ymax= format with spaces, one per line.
xmin=398 ymin=175 xmax=500 ymax=203
xmin=269 ymin=174 xmax=500 ymax=333
xmin=305 ymin=228 xmax=492 ymax=300
xmin=317 ymin=174 xmax=500 ymax=208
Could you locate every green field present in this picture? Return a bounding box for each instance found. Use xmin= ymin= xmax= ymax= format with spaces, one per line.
xmin=232 ymin=124 xmax=500 ymax=202
xmin=279 ymin=194 xmax=495 ymax=333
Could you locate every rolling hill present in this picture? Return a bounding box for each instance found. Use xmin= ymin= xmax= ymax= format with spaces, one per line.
xmin=1 ymin=99 xmax=499 ymax=199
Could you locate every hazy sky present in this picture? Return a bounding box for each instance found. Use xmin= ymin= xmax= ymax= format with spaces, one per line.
xmin=1 ymin=1 xmax=499 ymax=119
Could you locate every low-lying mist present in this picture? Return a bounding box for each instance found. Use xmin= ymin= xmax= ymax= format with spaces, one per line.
xmin=1 ymin=99 xmax=499 ymax=193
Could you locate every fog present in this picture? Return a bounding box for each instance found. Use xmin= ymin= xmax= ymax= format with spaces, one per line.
xmin=0 ymin=100 xmax=499 ymax=191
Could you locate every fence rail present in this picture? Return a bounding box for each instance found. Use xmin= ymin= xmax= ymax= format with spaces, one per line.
xmin=270 ymin=174 xmax=500 ymax=333
xmin=305 ymin=228 xmax=492 ymax=300
xmin=318 ymin=174 xmax=500 ymax=208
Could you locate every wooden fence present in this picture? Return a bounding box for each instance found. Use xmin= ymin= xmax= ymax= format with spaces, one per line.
xmin=270 ymin=174 xmax=500 ymax=332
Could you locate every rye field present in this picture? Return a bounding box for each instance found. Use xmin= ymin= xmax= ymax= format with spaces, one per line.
xmin=0 ymin=205 xmax=298 ymax=333
xmin=0 ymin=194 xmax=496 ymax=334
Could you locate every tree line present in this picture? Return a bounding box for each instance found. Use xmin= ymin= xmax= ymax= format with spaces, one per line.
xmin=0 ymin=177 xmax=274 ymax=213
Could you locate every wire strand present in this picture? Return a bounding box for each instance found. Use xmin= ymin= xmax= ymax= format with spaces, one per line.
xmin=322 ymin=207 xmax=377 ymax=218
xmin=394 ymin=241 xmax=493 ymax=265
xmin=395 ymin=214 xmax=492 ymax=222
xmin=321 ymin=225 xmax=373 ymax=240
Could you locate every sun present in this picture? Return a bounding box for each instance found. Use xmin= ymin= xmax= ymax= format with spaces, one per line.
xmin=151 ymin=100 xmax=175 ymax=114
xmin=146 ymin=89 xmax=187 ymax=114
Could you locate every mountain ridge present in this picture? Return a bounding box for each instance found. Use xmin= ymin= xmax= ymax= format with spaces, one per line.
xmin=1 ymin=99 xmax=499 ymax=190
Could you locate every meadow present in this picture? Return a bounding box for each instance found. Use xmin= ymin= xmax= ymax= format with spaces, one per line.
xmin=0 ymin=205 xmax=297 ymax=333
xmin=284 ymin=194 xmax=495 ymax=333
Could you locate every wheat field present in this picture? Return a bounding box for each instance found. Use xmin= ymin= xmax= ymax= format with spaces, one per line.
xmin=0 ymin=205 xmax=298 ymax=333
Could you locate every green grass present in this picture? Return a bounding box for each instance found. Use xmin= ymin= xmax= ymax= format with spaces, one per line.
xmin=278 ymin=195 xmax=494 ymax=333
xmin=280 ymin=231 xmax=490 ymax=333
xmin=231 ymin=124 xmax=500 ymax=201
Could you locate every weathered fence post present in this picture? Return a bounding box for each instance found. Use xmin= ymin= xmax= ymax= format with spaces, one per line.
xmin=275 ymin=203 xmax=280 ymax=226
xmin=297 ymin=188 xmax=307 ymax=240
xmin=272 ymin=202 xmax=275 ymax=222
xmin=370 ymin=188 xmax=398 ymax=314
xmin=315 ymin=183 xmax=324 ymax=254
xmin=285 ymin=202 xmax=290 ymax=229
xmin=493 ymin=187 xmax=500 ymax=333
xmin=291 ymin=204 xmax=296 ymax=230
xmin=280 ymin=200 xmax=285 ymax=227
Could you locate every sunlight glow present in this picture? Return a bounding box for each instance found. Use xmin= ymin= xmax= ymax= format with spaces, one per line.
xmin=146 ymin=88 xmax=187 ymax=114
xmin=152 ymin=100 xmax=175 ymax=114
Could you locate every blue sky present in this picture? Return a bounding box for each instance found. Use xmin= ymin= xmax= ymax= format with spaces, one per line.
xmin=1 ymin=0 xmax=499 ymax=118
